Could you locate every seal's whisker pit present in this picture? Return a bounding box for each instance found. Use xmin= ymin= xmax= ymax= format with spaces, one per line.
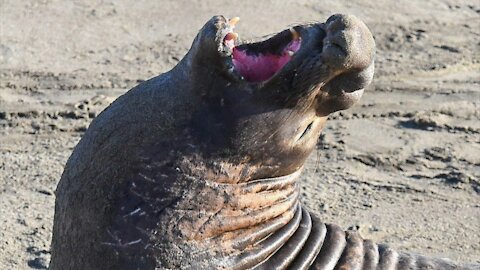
xmin=223 ymin=19 xmax=302 ymax=82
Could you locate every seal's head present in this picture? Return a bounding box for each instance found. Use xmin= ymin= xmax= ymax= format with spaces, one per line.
xmin=177 ymin=15 xmax=375 ymax=180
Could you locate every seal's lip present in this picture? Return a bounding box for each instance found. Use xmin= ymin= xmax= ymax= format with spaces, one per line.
xmin=218 ymin=17 xmax=307 ymax=85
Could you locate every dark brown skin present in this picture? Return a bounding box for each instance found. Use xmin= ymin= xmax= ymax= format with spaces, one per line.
xmin=49 ymin=15 xmax=477 ymax=270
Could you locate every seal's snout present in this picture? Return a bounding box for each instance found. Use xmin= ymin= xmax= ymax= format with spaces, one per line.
xmin=322 ymin=14 xmax=375 ymax=71
xmin=303 ymin=14 xmax=375 ymax=115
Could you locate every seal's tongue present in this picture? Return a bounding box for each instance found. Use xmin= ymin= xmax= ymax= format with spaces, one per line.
xmin=231 ymin=39 xmax=301 ymax=82
xmin=223 ymin=18 xmax=302 ymax=83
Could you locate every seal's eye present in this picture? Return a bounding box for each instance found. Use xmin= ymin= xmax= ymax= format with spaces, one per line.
xmin=297 ymin=121 xmax=313 ymax=141
xmin=224 ymin=27 xmax=302 ymax=83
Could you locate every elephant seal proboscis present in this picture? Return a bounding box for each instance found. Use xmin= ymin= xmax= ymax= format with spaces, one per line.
xmin=50 ymin=15 xmax=477 ymax=269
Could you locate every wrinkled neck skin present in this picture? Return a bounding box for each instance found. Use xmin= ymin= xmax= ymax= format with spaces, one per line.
xmin=146 ymin=15 xmax=374 ymax=268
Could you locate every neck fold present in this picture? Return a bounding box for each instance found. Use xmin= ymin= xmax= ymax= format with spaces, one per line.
xmin=171 ymin=168 xmax=304 ymax=246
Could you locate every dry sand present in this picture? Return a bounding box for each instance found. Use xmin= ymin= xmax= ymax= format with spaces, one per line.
xmin=0 ymin=0 xmax=479 ymax=269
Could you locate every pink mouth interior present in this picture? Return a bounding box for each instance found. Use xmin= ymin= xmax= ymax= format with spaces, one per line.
xmin=231 ymin=40 xmax=301 ymax=82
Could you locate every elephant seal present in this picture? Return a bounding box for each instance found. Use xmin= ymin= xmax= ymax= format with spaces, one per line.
xmin=50 ymin=15 xmax=476 ymax=269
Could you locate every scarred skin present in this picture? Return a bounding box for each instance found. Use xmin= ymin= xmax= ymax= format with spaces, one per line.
xmin=49 ymin=15 xmax=477 ymax=269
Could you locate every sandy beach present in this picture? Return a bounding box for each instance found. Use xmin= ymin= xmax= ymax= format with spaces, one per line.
xmin=0 ymin=0 xmax=479 ymax=268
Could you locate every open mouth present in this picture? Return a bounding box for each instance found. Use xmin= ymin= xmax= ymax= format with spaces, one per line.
xmin=223 ymin=17 xmax=302 ymax=83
